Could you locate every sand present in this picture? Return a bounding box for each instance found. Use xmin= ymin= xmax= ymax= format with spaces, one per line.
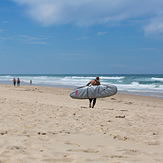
xmin=0 ymin=84 xmax=163 ymax=163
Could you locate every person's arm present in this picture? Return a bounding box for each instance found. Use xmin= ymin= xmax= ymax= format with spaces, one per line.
xmin=86 ymin=80 xmax=92 ymax=86
xmin=86 ymin=82 xmax=90 ymax=86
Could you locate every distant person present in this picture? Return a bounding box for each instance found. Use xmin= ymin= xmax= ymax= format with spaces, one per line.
xmin=86 ymin=76 xmax=100 ymax=108
xmin=30 ymin=80 xmax=32 ymax=85
xmin=17 ymin=78 xmax=20 ymax=86
xmin=12 ymin=78 xmax=16 ymax=86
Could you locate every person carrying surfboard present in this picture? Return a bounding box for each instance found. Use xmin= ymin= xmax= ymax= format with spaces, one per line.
xmin=86 ymin=76 xmax=100 ymax=108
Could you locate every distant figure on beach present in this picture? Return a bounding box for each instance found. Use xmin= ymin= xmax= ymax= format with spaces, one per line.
xmin=30 ymin=80 xmax=32 ymax=85
xmin=86 ymin=76 xmax=100 ymax=108
xmin=17 ymin=78 xmax=20 ymax=86
xmin=12 ymin=78 xmax=16 ymax=86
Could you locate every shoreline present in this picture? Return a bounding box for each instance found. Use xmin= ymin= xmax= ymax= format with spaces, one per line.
xmin=1 ymin=83 xmax=163 ymax=104
xmin=1 ymin=82 xmax=163 ymax=99
xmin=0 ymin=74 xmax=163 ymax=99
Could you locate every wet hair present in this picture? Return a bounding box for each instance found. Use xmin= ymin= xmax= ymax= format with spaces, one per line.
xmin=96 ymin=76 xmax=99 ymax=80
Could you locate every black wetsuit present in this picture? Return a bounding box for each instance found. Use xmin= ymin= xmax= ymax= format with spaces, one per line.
xmin=89 ymin=98 xmax=96 ymax=108
xmin=13 ymin=81 xmax=16 ymax=86
xmin=17 ymin=80 xmax=20 ymax=86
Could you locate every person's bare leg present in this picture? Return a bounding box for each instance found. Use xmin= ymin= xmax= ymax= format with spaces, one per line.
xmin=89 ymin=99 xmax=92 ymax=108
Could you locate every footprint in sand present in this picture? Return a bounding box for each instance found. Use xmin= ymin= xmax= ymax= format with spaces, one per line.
xmin=6 ymin=145 xmax=25 ymax=151
xmin=67 ymin=148 xmax=98 ymax=153
xmin=122 ymin=149 xmax=142 ymax=155
xmin=42 ymin=158 xmax=74 ymax=162
xmin=113 ymin=135 xmax=129 ymax=141
xmin=103 ymin=154 xmax=127 ymax=158
xmin=145 ymin=141 xmax=160 ymax=145
xmin=64 ymin=141 xmax=77 ymax=146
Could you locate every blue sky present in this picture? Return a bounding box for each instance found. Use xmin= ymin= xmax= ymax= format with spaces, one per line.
xmin=0 ymin=0 xmax=163 ymax=74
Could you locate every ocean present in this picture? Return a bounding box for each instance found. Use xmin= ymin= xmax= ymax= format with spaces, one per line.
xmin=0 ymin=74 xmax=163 ymax=98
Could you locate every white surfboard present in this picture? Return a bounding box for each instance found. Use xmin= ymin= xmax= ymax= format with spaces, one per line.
xmin=70 ymin=84 xmax=117 ymax=99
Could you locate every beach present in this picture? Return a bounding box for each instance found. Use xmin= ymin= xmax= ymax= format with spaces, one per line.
xmin=0 ymin=84 xmax=163 ymax=163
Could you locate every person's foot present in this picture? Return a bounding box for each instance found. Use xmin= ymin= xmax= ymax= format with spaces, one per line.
xmin=89 ymin=103 xmax=91 ymax=108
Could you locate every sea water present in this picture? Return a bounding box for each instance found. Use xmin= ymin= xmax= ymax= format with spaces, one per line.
xmin=0 ymin=74 xmax=163 ymax=98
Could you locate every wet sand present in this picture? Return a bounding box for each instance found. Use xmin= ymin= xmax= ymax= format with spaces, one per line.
xmin=0 ymin=84 xmax=163 ymax=163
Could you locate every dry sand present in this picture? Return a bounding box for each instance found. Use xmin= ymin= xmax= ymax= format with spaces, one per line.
xmin=0 ymin=84 xmax=163 ymax=163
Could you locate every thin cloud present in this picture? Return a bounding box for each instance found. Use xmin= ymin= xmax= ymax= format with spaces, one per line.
xmin=0 ymin=36 xmax=12 ymax=41
xmin=18 ymin=35 xmax=46 ymax=40
xmin=97 ymin=32 xmax=107 ymax=36
xmin=76 ymin=36 xmax=89 ymax=40
xmin=2 ymin=21 xmax=8 ymax=23
xmin=144 ymin=16 xmax=163 ymax=35
xmin=12 ymin=0 xmax=163 ymax=35
xmin=18 ymin=35 xmax=48 ymax=44
xmin=29 ymin=42 xmax=48 ymax=44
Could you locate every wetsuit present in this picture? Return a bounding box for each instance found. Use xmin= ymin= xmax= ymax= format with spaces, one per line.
xmin=13 ymin=81 xmax=16 ymax=86
xmin=13 ymin=79 xmax=16 ymax=86
xmin=89 ymin=98 xmax=96 ymax=108
xmin=17 ymin=79 xmax=20 ymax=86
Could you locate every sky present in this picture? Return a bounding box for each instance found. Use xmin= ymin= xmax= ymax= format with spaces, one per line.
xmin=0 ymin=0 xmax=163 ymax=74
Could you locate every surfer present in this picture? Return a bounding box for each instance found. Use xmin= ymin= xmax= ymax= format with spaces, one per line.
xmin=12 ymin=78 xmax=16 ymax=86
xmin=86 ymin=76 xmax=100 ymax=108
xmin=17 ymin=78 xmax=20 ymax=86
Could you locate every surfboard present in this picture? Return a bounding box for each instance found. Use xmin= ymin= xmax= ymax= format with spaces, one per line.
xmin=70 ymin=84 xmax=117 ymax=99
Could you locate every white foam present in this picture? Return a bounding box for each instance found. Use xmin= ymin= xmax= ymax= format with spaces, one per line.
xmin=151 ymin=77 xmax=163 ymax=81
xmin=99 ymin=76 xmax=125 ymax=80
xmin=0 ymin=75 xmax=163 ymax=94
xmin=116 ymin=81 xmax=163 ymax=93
